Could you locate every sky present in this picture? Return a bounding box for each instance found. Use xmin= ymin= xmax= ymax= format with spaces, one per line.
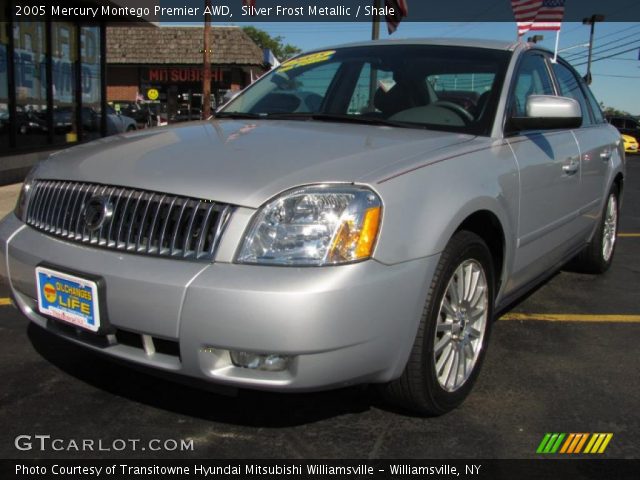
xmin=231 ymin=21 xmax=640 ymax=114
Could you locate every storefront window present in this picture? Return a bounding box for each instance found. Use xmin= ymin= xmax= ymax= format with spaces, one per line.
xmin=81 ymin=25 xmax=101 ymax=141
xmin=1 ymin=17 xmax=9 ymax=152
xmin=13 ymin=21 xmax=48 ymax=148
xmin=52 ymin=22 xmax=77 ymax=145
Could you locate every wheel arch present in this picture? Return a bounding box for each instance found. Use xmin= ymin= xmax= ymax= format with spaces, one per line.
xmin=454 ymin=210 xmax=506 ymax=294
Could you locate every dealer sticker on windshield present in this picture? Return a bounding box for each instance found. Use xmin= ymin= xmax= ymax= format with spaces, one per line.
xmin=35 ymin=266 xmax=100 ymax=332
xmin=279 ymin=50 xmax=336 ymax=73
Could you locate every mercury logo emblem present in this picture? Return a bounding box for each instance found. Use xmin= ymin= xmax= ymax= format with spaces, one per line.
xmin=82 ymin=196 xmax=113 ymax=231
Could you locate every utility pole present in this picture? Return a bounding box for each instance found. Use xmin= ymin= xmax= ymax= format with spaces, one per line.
xmin=202 ymin=0 xmax=212 ymax=118
xmin=583 ymin=14 xmax=605 ymax=85
xmin=371 ymin=0 xmax=381 ymax=40
xmin=368 ymin=0 xmax=381 ymax=110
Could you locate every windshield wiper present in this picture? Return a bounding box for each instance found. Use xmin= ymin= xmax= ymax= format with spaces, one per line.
xmin=214 ymin=111 xmax=265 ymax=119
xmin=261 ymin=112 xmax=424 ymax=129
xmin=214 ymin=111 xmax=427 ymax=130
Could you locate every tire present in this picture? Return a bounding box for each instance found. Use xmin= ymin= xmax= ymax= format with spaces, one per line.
xmin=572 ymin=185 xmax=619 ymax=274
xmin=379 ymin=231 xmax=495 ymax=416
xmin=126 ymin=125 xmax=136 ymax=132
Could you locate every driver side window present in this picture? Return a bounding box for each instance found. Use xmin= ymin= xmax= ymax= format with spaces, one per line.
xmin=511 ymin=54 xmax=554 ymax=117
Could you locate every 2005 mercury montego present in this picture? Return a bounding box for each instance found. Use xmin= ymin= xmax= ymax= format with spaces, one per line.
xmin=0 ymin=39 xmax=624 ymax=415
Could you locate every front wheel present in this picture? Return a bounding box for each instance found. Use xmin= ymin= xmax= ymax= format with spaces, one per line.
xmin=379 ymin=231 xmax=495 ymax=415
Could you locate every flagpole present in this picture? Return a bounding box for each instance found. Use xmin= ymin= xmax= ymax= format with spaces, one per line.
xmin=552 ymin=30 xmax=560 ymax=63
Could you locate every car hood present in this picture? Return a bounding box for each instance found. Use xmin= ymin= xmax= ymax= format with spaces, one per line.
xmin=35 ymin=119 xmax=476 ymax=208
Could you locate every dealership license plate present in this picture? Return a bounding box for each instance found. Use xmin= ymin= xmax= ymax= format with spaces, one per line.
xmin=36 ymin=267 xmax=101 ymax=332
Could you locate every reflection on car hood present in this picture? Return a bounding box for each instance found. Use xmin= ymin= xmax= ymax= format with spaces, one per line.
xmin=35 ymin=119 xmax=478 ymax=208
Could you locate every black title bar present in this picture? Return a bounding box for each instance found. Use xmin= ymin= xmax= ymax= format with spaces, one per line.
xmin=10 ymin=1 xmax=640 ymax=23
xmin=2 ymin=459 xmax=639 ymax=480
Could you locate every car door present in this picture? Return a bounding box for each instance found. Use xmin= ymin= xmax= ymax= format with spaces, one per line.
xmin=551 ymin=60 xmax=616 ymax=238
xmin=505 ymin=52 xmax=583 ymax=288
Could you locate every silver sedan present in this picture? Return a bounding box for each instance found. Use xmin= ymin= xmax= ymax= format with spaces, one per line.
xmin=0 ymin=39 xmax=624 ymax=415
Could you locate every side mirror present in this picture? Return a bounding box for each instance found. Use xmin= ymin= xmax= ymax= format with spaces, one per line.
xmin=509 ymin=95 xmax=582 ymax=131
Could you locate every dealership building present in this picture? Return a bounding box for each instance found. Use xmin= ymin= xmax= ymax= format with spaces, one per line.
xmin=0 ymin=0 xmax=114 ymax=183
xmin=106 ymin=26 xmax=264 ymax=111
xmin=0 ymin=4 xmax=264 ymax=185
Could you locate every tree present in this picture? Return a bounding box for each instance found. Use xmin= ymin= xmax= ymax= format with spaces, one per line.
xmin=242 ymin=26 xmax=302 ymax=61
xmin=600 ymin=102 xmax=631 ymax=117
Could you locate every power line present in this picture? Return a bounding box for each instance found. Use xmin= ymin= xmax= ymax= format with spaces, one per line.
xmin=564 ymin=27 xmax=640 ymax=60
xmin=593 ymin=74 xmax=640 ymax=78
xmin=594 ymin=57 xmax=639 ymax=62
xmin=573 ymin=45 xmax=640 ymax=67
xmin=567 ymin=38 xmax=640 ymax=63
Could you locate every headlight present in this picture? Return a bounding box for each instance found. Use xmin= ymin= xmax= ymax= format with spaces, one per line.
xmin=237 ymin=185 xmax=382 ymax=266
xmin=14 ymin=169 xmax=36 ymax=221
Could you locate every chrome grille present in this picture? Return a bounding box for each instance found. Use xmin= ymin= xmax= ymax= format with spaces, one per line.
xmin=25 ymin=180 xmax=232 ymax=261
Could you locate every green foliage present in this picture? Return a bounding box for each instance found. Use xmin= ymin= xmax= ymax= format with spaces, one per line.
xmin=242 ymin=26 xmax=302 ymax=61
xmin=600 ymin=102 xmax=631 ymax=117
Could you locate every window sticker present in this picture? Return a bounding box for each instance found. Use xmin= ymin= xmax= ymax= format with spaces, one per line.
xmin=279 ymin=50 xmax=336 ymax=73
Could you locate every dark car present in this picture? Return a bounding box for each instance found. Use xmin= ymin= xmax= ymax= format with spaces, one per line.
xmin=16 ymin=110 xmax=47 ymax=135
xmin=606 ymin=115 xmax=640 ymax=141
xmin=170 ymin=104 xmax=202 ymax=123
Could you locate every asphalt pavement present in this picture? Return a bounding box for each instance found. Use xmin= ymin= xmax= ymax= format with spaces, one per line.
xmin=0 ymin=159 xmax=638 ymax=460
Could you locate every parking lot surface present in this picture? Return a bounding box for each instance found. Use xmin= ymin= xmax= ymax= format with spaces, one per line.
xmin=0 ymin=159 xmax=639 ymax=460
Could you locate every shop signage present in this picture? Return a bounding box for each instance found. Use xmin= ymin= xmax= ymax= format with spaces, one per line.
xmin=144 ymin=67 xmax=223 ymax=83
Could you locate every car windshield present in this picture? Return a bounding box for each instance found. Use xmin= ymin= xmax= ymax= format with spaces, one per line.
xmin=220 ymin=44 xmax=511 ymax=135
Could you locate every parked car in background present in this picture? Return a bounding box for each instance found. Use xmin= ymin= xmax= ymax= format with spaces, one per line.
xmin=607 ymin=114 xmax=640 ymax=141
xmin=105 ymin=106 xmax=137 ymax=134
xmin=109 ymin=101 xmax=153 ymax=128
xmin=0 ymin=39 xmax=624 ymax=415
xmin=170 ymin=105 xmax=202 ymax=123
xmin=16 ymin=108 xmax=47 ymax=135
xmin=0 ymin=109 xmax=8 ymax=132
xmin=622 ymin=134 xmax=638 ymax=154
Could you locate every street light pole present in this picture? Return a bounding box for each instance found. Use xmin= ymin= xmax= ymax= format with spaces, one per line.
xmin=202 ymin=0 xmax=212 ymax=118
xmin=583 ymin=14 xmax=605 ymax=85
xmin=371 ymin=0 xmax=380 ymax=40
xmin=369 ymin=0 xmax=381 ymax=111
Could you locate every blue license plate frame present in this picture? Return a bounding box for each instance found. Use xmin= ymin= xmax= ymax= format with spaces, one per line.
xmin=36 ymin=266 xmax=102 ymax=333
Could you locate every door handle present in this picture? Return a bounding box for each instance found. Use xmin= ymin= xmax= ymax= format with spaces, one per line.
xmin=600 ymin=149 xmax=612 ymax=161
xmin=562 ymin=160 xmax=579 ymax=175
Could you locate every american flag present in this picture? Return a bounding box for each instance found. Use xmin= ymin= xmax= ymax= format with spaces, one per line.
xmin=511 ymin=0 xmax=565 ymax=37
xmin=385 ymin=0 xmax=409 ymax=35
xmin=242 ymin=0 xmax=256 ymax=15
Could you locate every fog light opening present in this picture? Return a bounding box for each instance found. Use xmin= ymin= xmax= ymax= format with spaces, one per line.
xmin=230 ymin=351 xmax=291 ymax=372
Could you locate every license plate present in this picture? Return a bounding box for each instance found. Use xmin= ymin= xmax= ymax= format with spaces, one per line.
xmin=36 ymin=267 xmax=101 ymax=332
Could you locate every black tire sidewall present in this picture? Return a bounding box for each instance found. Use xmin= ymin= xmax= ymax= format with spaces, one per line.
xmin=421 ymin=232 xmax=495 ymax=413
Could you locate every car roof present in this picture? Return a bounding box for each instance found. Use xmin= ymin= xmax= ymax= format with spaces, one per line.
xmin=310 ymin=38 xmax=522 ymax=52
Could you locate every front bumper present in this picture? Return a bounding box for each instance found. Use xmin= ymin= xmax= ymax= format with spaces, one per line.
xmin=0 ymin=213 xmax=438 ymax=391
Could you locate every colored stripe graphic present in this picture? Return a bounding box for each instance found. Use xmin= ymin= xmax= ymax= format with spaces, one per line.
xmin=538 ymin=433 xmax=613 ymax=454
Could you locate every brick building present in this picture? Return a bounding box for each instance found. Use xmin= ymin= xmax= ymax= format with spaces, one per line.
xmin=106 ymin=26 xmax=265 ymax=115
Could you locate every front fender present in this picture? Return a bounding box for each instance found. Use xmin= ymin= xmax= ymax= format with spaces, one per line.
xmin=371 ymin=141 xmax=519 ymax=287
